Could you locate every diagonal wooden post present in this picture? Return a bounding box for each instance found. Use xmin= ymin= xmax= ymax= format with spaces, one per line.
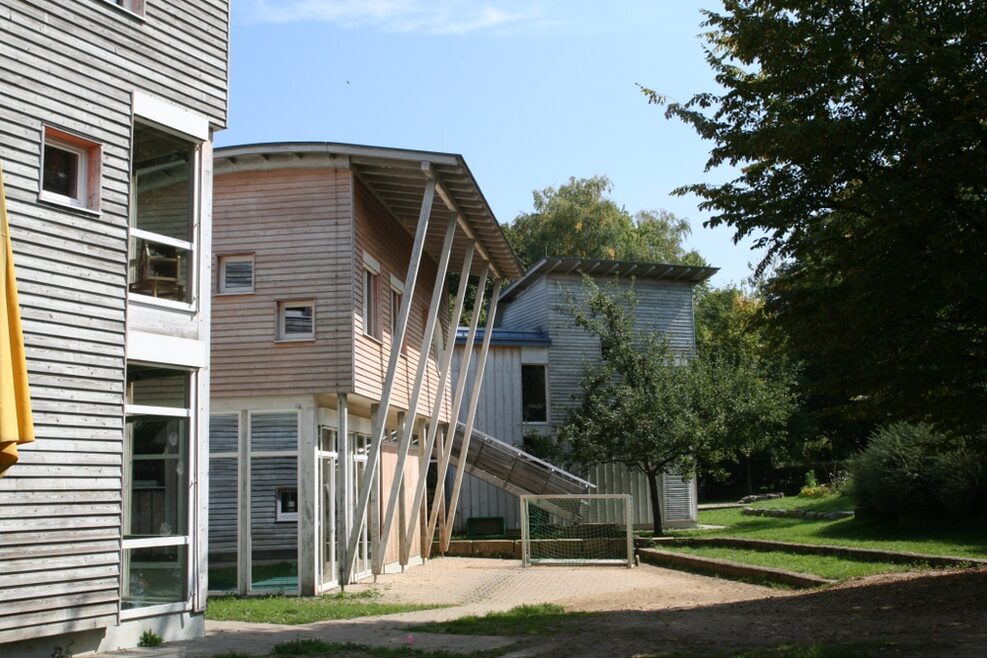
xmin=401 ymin=243 xmax=475 ymax=564
xmin=374 ymin=212 xmax=457 ymax=573
xmin=342 ymin=171 xmax=434 ymax=585
xmin=441 ymin=279 xmax=501 ymax=551
xmin=423 ymin=266 xmax=488 ymax=557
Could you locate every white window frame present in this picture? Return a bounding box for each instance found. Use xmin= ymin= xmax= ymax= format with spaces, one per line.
xmin=101 ymin=0 xmax=146 ymax=17
xmin=277 ymin=300 xmax=316 ymax=341
xmin=39 ymin=126 xmax=101 ymax=213
xmin=390 ymin=276 xmax=405 ymax=353
xmin=275 ymin=487 xmax=299 ymax=522
xmin=218 ymin=254 xmax=255 ymax=295
xmin=121 ymin=365 xmax=197 ymax=620
xmin=128 ymin=92 xmax=207 ymax=311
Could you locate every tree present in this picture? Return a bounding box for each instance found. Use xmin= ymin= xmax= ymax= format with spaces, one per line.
xmin=503 ymin=176 xmax=705 ymax=270
xmin=650 ymin=0 xmax=987 ymax=435
xmin=557 ymin=278 xmax=795 ymax=532
xmin=694 ymin=284 xmax=800 ymax=492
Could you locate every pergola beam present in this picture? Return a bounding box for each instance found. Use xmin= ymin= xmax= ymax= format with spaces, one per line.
xmin=423 ymin=265 xmax=489 ymax=558
xmin=374 ymin=211 xmax=458 ymax=574
xmin=342 ymin=168 xmax=435 ymax=585
xmin=400 ymin=243 xmax=475 ymax=565
xmin=440 ymin=279 xmax=501 ymax=551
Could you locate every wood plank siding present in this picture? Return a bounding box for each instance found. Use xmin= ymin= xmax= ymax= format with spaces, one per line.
xmin=542 ymin=274 xmax=696 ymax=423
xmin=452 ymin=271 xmax=700 ymax=531
xmin=211 ymin=168 xmax=354 ymax=397
xmin=352 ymin=179 xmax=450 ymax=422
xmin=450 ymin=346 xmax=524 ymax=531
xmin=0 ymin=0 xmax=228 ymax=645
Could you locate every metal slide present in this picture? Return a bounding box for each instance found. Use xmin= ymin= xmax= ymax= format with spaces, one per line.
xmin=448 ymin=422 xmax=595 ymax=501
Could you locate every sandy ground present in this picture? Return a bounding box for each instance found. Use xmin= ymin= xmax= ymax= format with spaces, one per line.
xmin=360 ymin=558 xmax=987 ymax=657
xmin=102 ymin=558 xmax=987 ymax=658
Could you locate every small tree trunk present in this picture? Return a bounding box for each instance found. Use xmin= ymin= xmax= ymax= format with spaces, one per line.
xmin=647 ymin=471 xmax=664 ymax=536
xmin=745 ymin=456 xmax=753 ymax=496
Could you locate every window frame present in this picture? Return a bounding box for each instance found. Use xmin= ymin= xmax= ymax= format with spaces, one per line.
xmin=520 ymin=363 xmax=550 ymax=424
xmin=128 ymin=119 xmax=200 ymax=309
xmin=100 ymin=0 xmax=146 ymax=18
xmin=218 ymin=253 xmax=255 ymax=295
xmin=363 ymin=268 xmax=380 ymax=340
xmin=39 ymin=126 xmax=102 ymax=213
xmin=275 ymin=487 xmax=299 ymax=522
xmin=277 ymin=299 xmax=316 ymax=342
xmin=121 ymin=363 xmax=196 ymax=619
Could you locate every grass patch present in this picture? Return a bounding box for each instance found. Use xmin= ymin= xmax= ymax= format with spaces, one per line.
xmin=206 ymin=590 xmax=444 ymax=625
xmin=408 ymin=603 xmax=582 ymax=636
xmin=674 ymin=495 xmax=987 ymax=559
xmin=659 ymin=545 xmax=925 ymax=581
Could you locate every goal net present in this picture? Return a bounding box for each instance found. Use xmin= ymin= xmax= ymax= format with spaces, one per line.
xmin=520 ymin=494 xmax=634 ymax=567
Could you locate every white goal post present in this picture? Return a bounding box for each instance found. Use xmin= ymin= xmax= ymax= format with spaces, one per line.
xmin=520 ymin=494 xmax=635 ymax=567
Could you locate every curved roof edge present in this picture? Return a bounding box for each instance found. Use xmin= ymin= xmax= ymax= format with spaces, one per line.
xmin=213 ymin=141 xmax=523 ymax=279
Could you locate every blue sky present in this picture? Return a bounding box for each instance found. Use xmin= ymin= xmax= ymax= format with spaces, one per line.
xmin=218 ymin=1 xmax=763 ymax=286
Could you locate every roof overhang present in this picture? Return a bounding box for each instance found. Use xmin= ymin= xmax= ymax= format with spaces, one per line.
xmin=500 ymin=256 xmax=719 ymax=304
xmin=213 ymin=142 xmax=523 ymax=280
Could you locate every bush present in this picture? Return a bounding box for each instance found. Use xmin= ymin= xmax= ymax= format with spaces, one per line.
xmin=848 ymin=422 xmax=987 ymax=522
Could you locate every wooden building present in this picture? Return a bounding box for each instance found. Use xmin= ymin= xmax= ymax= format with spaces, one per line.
xmin=452 ymin=257 xmax=718 ymax=531
xmin=0 ymin=0 xmax=229 ymax=655
xmin=209 ymin=142 xmax=523 ymax=595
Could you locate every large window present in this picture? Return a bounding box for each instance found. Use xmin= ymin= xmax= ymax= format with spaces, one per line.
xmin=521 ymin=364 xmax=548 ymax=423
xmin=123 ymin=364 xmax=193 ymax=612
xmin=40 ymin=126 xmax=101 ymax=212
xmin=129 ymin=122 xmax=196 ymax=303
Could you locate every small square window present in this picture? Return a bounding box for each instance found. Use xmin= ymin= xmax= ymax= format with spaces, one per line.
xmin=40 ymin=126 xmax=101 ymax=211
xmin=275 ymin=488 xmax=298 ymax=522
xmin=219 ymin=254 xmax=254 ymax=294
xmin=278 ymin=301 xmax=315 ymax=341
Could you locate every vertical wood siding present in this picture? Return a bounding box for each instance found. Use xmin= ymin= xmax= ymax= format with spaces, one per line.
xmin=498 ymin=276 xmax=548 ymax=331
xmin=378 ymin=443 xmax=422 ymax=567
xmin=0 ymin=0 xmax=228 ymax=643
xmin=544 ymin=274 xmax=696 ymax=424
xmin=450 ymin=346 xmax=523 ymax=531
xmin=211 ymin=168 xmax=354 ymax=397
xmin=351 ymin=179 xmax=449 ymax=422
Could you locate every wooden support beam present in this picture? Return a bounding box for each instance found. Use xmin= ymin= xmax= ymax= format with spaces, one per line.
xmin=423 ymin=266 xmax=489 ymax=557
xmin=342 ymin=173 xmax=435 ymax=585
xmin=298 ymin=401 xmax=318 ymax=595
xmin=374 ymin=212 xmax=458 ymax=574
xmin=432 ymin=176 xmax=499 ymax=278
xmin=336 ymin=394 xmax=351 ymax=587
xmin=401 ymin=243 xmax=475 ymax=565
xmin=441 ymin=279 xmax=502 ymax=551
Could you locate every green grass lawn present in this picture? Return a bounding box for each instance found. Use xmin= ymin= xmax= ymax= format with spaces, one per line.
xmin=657 ymin=545 xmax=923 ymax=580
xmin=408 ymin=603 xmax=583 ymax=636
xmin=206 ymin=590 xmax=445 ymax=625
xmin=675 ymin=495 xmax=987 ymax=559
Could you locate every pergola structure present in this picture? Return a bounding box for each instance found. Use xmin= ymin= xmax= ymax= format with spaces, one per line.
xmin=212 ymin=142 xmax=523 ymax=588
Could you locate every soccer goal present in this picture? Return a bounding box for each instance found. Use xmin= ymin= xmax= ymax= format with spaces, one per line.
xmin=519 ymin=494 xmax=635 ymax=567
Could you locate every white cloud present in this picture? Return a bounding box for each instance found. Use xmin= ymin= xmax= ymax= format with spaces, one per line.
xmin=245 ymin=0 xmax=543 ymax=35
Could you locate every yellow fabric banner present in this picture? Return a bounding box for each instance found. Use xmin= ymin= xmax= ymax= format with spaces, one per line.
xmin=0 ymin=162 xmax=35 ymax=478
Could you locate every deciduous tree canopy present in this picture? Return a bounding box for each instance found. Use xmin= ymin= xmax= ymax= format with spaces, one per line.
xmin=558 ymin=279 xmax=795 ymax=532
xmin=655 ymin=0 xmax=987 ymax=434
xmin=503 ymin=176 xmax=705 ymax=270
